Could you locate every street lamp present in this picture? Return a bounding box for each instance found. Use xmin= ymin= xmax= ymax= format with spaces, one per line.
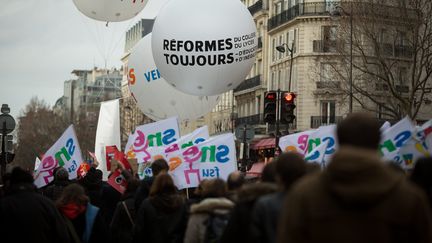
xmin=334 ymin=4 xmax=353 ymax=114
xmin=275 ymin=42 xmax=295 ymax=92
xmin=274 ymin=42 xmax=295 ymax=155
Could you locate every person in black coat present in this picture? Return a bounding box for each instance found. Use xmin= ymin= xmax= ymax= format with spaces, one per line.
xmin=134 ymin=158 xmax=169 ymax=209
xmin=220 ymin=182 xmax=277 ymax=243
xmin=132 ymin=173 xmax=187 ymax=243
xmin=0 ymin=167 xmax=71 ymax=243
xmin=110 ymin=178 xmax=140 ymax=243
xmin=410 ymin=156 xmax=432 ymax=208
xmin=250 ymin=152 xmax=307 ymax=243
xmin=43 ymin=167 xmax=71 ymax=201
xmin=56 ymin=183 xmax=110 ymax=243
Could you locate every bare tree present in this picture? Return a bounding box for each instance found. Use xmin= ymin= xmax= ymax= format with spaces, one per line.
xmin=13 ymin=97 xmax=69 ymax=170
xmin=323 ymin=0 xmax=432 ymax=120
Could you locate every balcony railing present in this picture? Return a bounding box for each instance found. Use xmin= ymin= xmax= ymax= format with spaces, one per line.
xmin=316 ymin=81 xmax=340 ymax=89
xmin=311 ymin=116 xmax=343 ymax=128
xmin=378 ymin=43 xmax=413 ymax=59
xmin=234 ymin=75 xmax=261 ymax=92
xmin=248 ymin=0 xmax=263 ymax=16
xmin=257 ymin=36 xmax=263 ymax=49
xmin=313 ymin=40 xmax=339 ymax=53
xmin=235 ymin=114 xmax=262 ymax=126
xmin=269 ymin=1 xmax=339 ymax=30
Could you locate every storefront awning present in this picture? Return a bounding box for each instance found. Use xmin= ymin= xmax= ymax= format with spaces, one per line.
xmin=252 ymin=138 xmax=275 ymax=150
xmin=246 ymin=162 xmax=265 ymax=176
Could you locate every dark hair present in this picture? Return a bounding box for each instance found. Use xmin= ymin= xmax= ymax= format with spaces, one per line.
xmin=9 ymin=167 xmax=34 ymax=185
xmin=227 ymin=171 xmax=245 ymax=191
xmin=151 ymin=159 xmax=169 ymax=177
xmin=56 ymin=184 xmax=89 ymax=207
xmin=337 ymin=112 xmax=381 ymax=150
xmin=201 ymin=178 xmax=227 ymax=198
xmin=125 ymin=178 xmax=140 ymax=195
xmin=55 ymin=167 xmax=69 ymax=181
xmin=149 ymin=173 xmax=177 ymax=197
xmin=275 ymin=152 xmax=306 ymax=189
xmin=261 ymin=162 xmax=277 ymax=183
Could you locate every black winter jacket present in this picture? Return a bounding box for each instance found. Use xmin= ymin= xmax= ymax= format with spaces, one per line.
xmin=0 ymin=183 xmax=71 ymax=243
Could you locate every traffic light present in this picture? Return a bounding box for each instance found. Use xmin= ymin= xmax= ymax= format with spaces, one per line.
xmin=280 ymin=92 xmax=296 ymax=124
xmin=264 ymin=91 xmax=277 ymax=124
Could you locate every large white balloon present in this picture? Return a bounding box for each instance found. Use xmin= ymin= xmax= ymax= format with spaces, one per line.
xmin=128 ymin=34 xmax=220 ymax=122
xmin=151 ymin=0 xmax=257 ymax=96
xmin=73 ymin=0 xmax=147 ymax=22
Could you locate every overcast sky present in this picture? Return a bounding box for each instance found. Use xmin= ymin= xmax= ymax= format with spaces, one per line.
xmin=0 ymin=0 xmax=164 ymax=119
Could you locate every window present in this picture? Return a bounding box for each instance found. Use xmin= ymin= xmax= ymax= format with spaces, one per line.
xmin=274 ymin=2 xmax=282 ymax=16
xmin=271 ymin=72 xmax=276 ymax=90
xmin=378 ymin=28 xmax=387 ymax=43
xmin=277 ymin=69 xmax=282 ymax=90
xmin=278 ymin=35 xmax=283 ymax=59
xmin=321 ymin=101 xmax=336 ymax=124
xmin=320 ymin=63 xmax=334 ymax=82
xmin=322 ymin=26 xmax=337 ymax=52
xmin=396 ymin=31 xmax=407 ymax=46
xmin=256 ymin=95 xmax=261 ymax=114
xmin=272 ymin=38 xmax=276 ymax=61
xmin=398 ymin=67 xmax=408 ymax=85
xmin=286 ymin=31 xmax=290 ymax=57
xmin=258 ymin=59 xmax=263 ymax=75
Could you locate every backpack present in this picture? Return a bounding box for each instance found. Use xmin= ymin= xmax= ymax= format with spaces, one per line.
xmin=203 ymin=212 xmax=231 ymax=243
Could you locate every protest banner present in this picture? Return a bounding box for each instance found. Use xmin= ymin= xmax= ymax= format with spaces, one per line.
xmin=379 ymin=117 xmax=415 ymax=164
xmin=77 ymin=162 xmax=91 ymax=178
xmin=34 ymin=125 xmax=83 ymax=188
xmin=95 ymin=99 xmax=121 ymax=180
xmin=105 ymin=145 xmax=118 ymax=171
xmin=125 ymin=117 xmax=180 ymax=164
xmin=107 ymin=148 xmax=132 ymax=194
xmin=107 ymin=170 xmax=127 ymax=194
xmin=34 ymin=157 xmax=41 ymax=173
xmin=169 ymin=133 xmax=237 ymax=189
xmin=420 ymin=119 xmax=432 ymax=152
xmin=278 ymin=130 xmax=314 ymax=155
xmin=307 ymin=125 xmax=338 ymax=163
xmin=305 ymin=139 xmax=329 ymax=169
xmin=380 ymin=121 xmax=392 ymax=132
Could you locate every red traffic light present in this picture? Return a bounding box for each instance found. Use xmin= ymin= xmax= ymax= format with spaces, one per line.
xmin=283 ymin=92 xmax=296 ymax=102
xmin=265 ymin=91 xmax=277 ymax=100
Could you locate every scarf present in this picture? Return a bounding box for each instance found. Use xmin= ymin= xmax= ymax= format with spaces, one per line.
xmin=59 ymin=203 xmax=87 ymax=219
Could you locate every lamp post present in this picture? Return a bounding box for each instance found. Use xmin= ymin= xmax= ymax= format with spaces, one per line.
xmin=335 ymin=4 xmax=353 ymax=113
xmin=275 ymin=42 xmax=295 ymax=92
xmin=274 ymin=42 xmax=295 ymax=155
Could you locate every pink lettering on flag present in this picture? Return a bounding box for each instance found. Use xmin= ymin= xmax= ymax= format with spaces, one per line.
xmin=133 ymin=131 xmax=151 ymax=162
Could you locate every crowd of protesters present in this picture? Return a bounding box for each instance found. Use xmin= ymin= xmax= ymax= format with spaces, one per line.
xmin=1 ymin=112 xmax=432 ymax=243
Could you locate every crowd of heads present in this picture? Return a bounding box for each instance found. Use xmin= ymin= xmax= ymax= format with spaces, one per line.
xmin=1 ymin=112 xmax=431 ymax=243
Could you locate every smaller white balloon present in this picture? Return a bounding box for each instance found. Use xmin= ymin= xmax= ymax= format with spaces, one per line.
xmin=73 ymin=0 xmax=147 ymax=22
xmin=128 ymin=34 xmax=220 ymax=122
xmin=151 ymin=0 xmax=257 ymax=96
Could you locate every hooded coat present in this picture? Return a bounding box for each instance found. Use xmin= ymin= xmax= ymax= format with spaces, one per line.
xmin=132 ymin=193 xmax=187 ymax=243
xmin=184 ymin=197 xmax=234 ymax=243
xmin=279 ymin=146 xmax=432 ymax=243
xmin=221 ymin=183 xmax=277 ymax=243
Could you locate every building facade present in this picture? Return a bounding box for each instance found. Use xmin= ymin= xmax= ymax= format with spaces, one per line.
xmin=54 ymin=67 xmax=122 ymax=123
